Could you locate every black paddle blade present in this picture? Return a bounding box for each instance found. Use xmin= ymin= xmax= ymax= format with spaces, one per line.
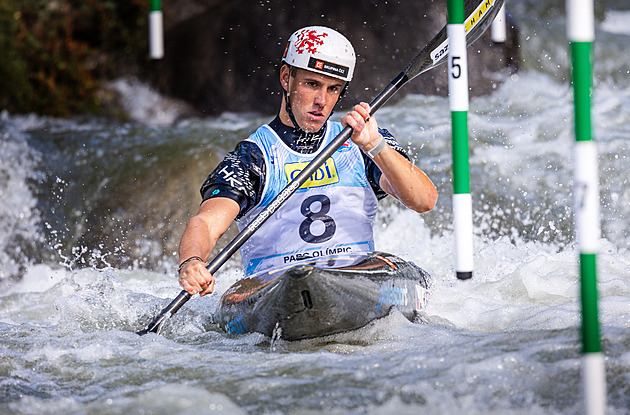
xmin=405 ymin=0 xmax=506 ymax=81
xmin=137 ymin=290 xmax=192 ymax=335
xmin=136 ymin=313 xmax=168 ymax=336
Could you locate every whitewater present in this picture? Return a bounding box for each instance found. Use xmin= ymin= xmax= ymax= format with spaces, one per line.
xmin=1 ymin=2 xmax=630 ymax=414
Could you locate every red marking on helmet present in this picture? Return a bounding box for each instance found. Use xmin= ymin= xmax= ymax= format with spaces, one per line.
xmin=294 ymin=29 xmax=328 ymax=54
xmin=282 ymin=41 xmax=289 ymax=59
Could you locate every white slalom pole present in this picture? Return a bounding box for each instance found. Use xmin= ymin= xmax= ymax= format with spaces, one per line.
xmin=567 ymin=0 xmax=607 ymax=413
xmin=150 ymin=0 xmax=164 ymax=59
xmin=491 ymin=4 xmax=506 ymax=43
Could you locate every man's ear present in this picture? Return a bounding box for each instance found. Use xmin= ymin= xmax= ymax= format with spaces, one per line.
xmin=280 ymin=64 xmax=290 ymax=91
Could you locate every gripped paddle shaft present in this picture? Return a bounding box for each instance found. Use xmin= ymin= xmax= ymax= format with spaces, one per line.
xmin=137 ymin=0 xmax=504 ymax=336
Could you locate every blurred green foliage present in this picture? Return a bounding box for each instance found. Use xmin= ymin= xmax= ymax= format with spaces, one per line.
xmin=0 ymin=0 xmax=148 ymax=116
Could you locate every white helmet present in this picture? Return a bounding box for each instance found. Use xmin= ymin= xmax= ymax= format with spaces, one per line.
xmin=282 ymin=26 xmax=356 ymax=82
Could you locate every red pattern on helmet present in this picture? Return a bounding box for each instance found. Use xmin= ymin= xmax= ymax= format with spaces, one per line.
xmin=294 ymin=29 xmax=328 ymax=54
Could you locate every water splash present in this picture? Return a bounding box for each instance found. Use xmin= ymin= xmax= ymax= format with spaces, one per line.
xmin=0 ymin=112 xmax=44 ymax=280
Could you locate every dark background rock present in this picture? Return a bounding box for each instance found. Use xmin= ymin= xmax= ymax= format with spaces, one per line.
xmin=0 ymin=0 xmax=519 ymax=118
xmin=151 ymin=0 xmax=519 ymax=116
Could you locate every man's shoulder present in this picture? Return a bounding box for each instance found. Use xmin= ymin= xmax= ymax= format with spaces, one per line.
xmin=241 ymin=124 xmax=282 ymax=158
xmin=245 ymin=123 xmax=275 ymax=142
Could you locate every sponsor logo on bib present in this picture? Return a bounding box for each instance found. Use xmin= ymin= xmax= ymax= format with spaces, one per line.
xmin=284 ymin=158 xmax=339 ymax=189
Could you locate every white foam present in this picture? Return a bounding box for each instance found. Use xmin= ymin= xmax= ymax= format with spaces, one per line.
xmin=601 ymin=10 xmax=630 ymax=35
xmin=8 ymin=264 xmax=68 ymax=294
xmin=0 ymin=115 xmax=43 ymax=280
xmin=105 ymin=77 xmax=194 ymax=126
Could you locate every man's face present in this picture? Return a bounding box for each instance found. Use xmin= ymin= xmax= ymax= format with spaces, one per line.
xmin=281 ymin=66 xmax=345 ymax=132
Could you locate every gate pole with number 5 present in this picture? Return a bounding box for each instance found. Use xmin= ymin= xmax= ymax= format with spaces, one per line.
xmin=447 ymin=0 xmax=474 ymax=280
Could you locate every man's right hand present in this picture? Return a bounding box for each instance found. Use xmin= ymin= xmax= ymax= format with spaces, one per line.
xmin=178 ymin=259 xmax=215 ymax=296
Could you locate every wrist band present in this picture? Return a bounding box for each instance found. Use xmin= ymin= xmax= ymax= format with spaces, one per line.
xmin=365 ymin=137 xmax=387 ymax=159
xmin=178 ymin=256 xmax=204 ymax=273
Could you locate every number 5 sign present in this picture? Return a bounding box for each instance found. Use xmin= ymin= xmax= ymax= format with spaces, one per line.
xmin=447 ymin=28 xmax=469 ymax=112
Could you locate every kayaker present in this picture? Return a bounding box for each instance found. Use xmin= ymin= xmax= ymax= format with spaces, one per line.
xmin=177 ymin=26 xmax=438 ymax=296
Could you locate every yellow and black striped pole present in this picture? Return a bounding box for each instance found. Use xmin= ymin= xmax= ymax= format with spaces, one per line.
xmin=567 ymin=0 xmax=606 ymax=413
xmin=447 ymin=0 xmax=473 ymax=280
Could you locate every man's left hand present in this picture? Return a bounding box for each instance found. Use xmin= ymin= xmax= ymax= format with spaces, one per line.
xmin=341 ymin=102 xmax=382 ymax=151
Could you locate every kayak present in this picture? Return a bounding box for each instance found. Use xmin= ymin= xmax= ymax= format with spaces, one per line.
xmin=214 ymin=252 xmax=432 ymax=341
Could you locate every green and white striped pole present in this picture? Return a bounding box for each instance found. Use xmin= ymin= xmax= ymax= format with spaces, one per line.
xmin=567 ymin=0 xmax=606 ymax=413
xmin=149 ymin=0 xmax=164 ymax=59
xmin=447 ymin=0 xmax=473 ymax=280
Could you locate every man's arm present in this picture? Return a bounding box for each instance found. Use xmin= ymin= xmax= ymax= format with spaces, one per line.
xmin=177 ymin=197 xmax=240 ymax=296
xmin=374 ymin=145 xmax=438 ymax=213
xmin=342 ymin=102 xmax=438 ymax=213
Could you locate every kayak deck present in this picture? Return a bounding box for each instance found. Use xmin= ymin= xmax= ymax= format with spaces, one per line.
xmin=214 ymin=252 xmax=432 ymax=340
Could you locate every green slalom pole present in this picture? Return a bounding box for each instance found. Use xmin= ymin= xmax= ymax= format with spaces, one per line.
xmin=149 ymin=0 xmax=164 ymax=59
xmin=567 ymin=0 xmax=607 ymax=413
xmin=447 ymin=0 xmax=473 ymax=280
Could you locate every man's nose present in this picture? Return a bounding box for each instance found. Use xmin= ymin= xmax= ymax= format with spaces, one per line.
xmin=314 ymin=89 xmax=326 ymax=106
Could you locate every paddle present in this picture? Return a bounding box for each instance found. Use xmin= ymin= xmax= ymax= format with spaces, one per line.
xmin=137 ymin=0 xmax=504 ymax=336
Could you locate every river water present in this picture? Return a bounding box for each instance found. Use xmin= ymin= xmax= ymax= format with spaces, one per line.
xmin=2 ymin=2 xmax=630 ymax=414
